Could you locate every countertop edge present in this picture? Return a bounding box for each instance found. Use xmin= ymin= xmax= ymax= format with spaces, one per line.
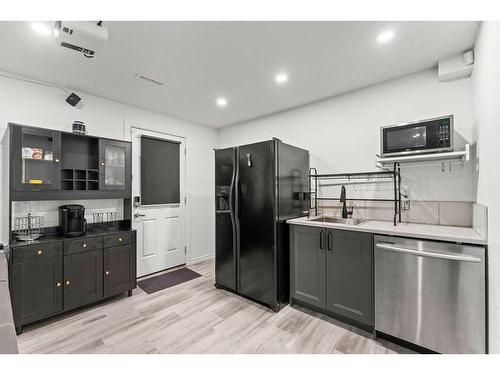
xmin=287 ymin=218 xmax=487 ymax=246
xmin=9 ymin=228 xmax=137 ymax=248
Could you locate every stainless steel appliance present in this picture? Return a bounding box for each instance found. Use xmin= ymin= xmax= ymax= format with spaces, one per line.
xmin=374 ymin=235 xmax=486 ymax=353
xmin=215 ymin=139 xmax=309 ymax=311
xmin=380 ymin=115 xmax=453 ymax=157
xmin=59 ymin=204 xmax=87 ymax=237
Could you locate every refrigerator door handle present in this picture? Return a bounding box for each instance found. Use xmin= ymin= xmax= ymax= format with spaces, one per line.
xmin=229 ymin=150 xmax=237 ymax=253
xmin=236 ymin=178 xmax=241 ymax=219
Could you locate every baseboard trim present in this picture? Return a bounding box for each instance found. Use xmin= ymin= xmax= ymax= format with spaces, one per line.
xmin=187 ymin=253 xmax=214 ymax=266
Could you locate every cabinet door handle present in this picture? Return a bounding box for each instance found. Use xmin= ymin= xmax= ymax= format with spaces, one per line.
xmin=327 ymin=232 xmax=333 ymax=251
xmin=118 ymin=237 xmax=122 ymax=242
xmin=65 ymin=280 xmax=70 ymax=285
xmin=105 ymin=271 xmax=110 ymax=275
xmin=55 ymin=158 xmax=60 ymax=163
xmin=37 ymin=250 xmax=43 ymax=255
xmin=82 ymin=243 xmax=87 ymax=248
xmin=319 ymin=230 xmax=324 ymax=250
xmin=56 ymin=282 xmax=61 ymax=287
xmin=100 ymin=162 xmax=105 ymax=166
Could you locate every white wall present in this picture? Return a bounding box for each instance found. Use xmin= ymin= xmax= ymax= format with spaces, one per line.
xmin=218 ymin=68 xmax=476 ymax=202
xmin=472 ymin=21 xmax=500 ymax=353
xmin=0 ymin=74 xmax=217 ymax=263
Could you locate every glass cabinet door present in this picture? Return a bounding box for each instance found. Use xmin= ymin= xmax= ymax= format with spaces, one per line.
xmin=99 ymin=139 xmax=130 ymax=190
xmin=12 ymin=126 xmax=61 ymax=191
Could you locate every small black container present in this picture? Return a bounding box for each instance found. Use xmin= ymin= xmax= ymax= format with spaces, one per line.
xmin=72 ymin=121 xmax=86 ymax=135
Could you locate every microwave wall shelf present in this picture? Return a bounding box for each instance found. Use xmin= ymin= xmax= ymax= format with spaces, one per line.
xmin=3 ymin=123 xmax=132 ymax=201
xmin=376 ymin=144 xmax=470 ymax=169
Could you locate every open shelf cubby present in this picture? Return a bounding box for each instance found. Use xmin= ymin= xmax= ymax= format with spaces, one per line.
xmin=74 ymin=169 xmax=86 ymax=180
xmin=87 ymin=169 xmax=99 ymax=181
xmin=61 ymin=168 xmax=100 ymax=191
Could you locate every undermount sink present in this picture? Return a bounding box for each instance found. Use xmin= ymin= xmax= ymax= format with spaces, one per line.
xmin=310 ymin=217 xmax=366 ymax=226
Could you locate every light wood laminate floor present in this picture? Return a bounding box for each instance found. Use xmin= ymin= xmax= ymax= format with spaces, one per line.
xmin=17 ymin=259 xmax=403 ymax=354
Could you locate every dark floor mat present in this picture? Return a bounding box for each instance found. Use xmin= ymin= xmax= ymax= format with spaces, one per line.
xmin=138 ymin=268 xmax=202 ymax=294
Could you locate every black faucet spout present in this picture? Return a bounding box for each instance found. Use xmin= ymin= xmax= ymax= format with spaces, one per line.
xmin=340 ymin=185 xmax=348 ymax=218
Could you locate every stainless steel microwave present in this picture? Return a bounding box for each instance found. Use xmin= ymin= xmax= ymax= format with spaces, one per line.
xmin=380 ymin=115 xmax=454 ymax=157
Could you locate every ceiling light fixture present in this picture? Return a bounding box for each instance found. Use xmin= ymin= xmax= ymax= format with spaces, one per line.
xmin=30 ymin=22 xmax=52 ymax=36
xmin=376 ymin=30 xmax=395 ymax=44
xmin=216 ymin=97 xmax=228 ymax=108
xmin=275 ymin=73 xmax=289 ymax=84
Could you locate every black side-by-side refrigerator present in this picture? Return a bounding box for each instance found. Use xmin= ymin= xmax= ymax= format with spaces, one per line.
xmin=215 ymin=139 xmax=309 ymax=311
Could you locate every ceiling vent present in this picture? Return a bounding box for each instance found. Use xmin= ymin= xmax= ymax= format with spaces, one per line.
xmin=135 ymin=73 xmax=165 ymax=87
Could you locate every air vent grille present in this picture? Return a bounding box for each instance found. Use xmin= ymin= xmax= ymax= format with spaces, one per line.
xmin=135 ymin=74 xmax=165 ymax=87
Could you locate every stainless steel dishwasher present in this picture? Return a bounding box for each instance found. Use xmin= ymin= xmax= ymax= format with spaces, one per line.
xmin=374 ymin=235 xmax=486 ymax=354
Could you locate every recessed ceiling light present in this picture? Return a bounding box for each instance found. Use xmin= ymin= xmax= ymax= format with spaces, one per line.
xmin=30 ymin=22 xmax=52 ymax=36
xmin=275 ymin=73 xmax=289 ymax=84
xmin=376 ymin=30 xmax=395 ymax=44
xmin=216 ymin=97 xmax=228 ymax=108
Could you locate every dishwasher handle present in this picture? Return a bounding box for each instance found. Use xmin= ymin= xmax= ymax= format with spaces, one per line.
xmin=375 ymin=243 xmax=482 ymax=263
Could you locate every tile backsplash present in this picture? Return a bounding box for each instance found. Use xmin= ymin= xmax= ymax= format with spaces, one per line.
xmin=12 ymin=199 xmax=124 ymax=229
xmin=320 ymin=200 xmax=473 ymax=227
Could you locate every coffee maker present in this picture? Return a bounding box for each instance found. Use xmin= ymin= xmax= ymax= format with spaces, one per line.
xmin=59 ymin=204 xmax=87 ymax=237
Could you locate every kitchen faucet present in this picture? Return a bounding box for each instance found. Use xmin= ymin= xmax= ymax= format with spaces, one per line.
xmin=340 ymin=185 xmax=353 ymax=218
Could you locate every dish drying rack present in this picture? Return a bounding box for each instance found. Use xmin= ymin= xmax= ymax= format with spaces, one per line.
xmin=308 ymin=162 xmax=406 ymax=226
xmin=14 ymin=213 xmax=44 ymax=241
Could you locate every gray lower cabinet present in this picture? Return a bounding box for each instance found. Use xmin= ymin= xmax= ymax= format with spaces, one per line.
xmin=10 ymin=249 xmax=63 ymax=327
xmin=290 ymin=225 xmax=373 ymax=327
xmin=326 ymin=229 xmax=373 ymax=326
xmin=63 ymin=250 xmax=103 ymax=311
xmin=103 ymin=243 xmax=136 ymax=298
xmin=290 ymin=225 xmax=326 ymax=308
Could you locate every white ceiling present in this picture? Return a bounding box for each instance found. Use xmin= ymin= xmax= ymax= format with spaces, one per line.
xmin=0 ymin=21 xmax=479 ymax=128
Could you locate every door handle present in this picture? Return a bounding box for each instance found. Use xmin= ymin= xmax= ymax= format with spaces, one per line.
xmin=229 ymin=148 xmax=237 ymax=258
xmin=375 ymin=243 xmax=482 ymax=263
xmin=134 ymin=213 xmax=146 ymax=218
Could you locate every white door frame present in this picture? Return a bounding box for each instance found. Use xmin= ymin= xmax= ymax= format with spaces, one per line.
xmin=130 ymin=126 xmax=189 ymax=276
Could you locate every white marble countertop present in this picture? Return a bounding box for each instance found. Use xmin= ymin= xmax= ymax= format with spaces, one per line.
xmin=286 ymin=216 xmax=487 ymax=245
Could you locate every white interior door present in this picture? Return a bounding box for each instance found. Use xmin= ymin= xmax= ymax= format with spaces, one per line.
xmin=131 ymin=127 xmax=187 ymax=277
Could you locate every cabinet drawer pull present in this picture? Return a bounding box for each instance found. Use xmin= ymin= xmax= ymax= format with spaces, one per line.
xmin=65 ymin=280 xmax=70 ymax=285
xmin=118 ymin=237 xmax=122 ymax=242
xmin=37 ymin=250 xmax=43 ymax=255
xmin=82 ymin=243 xmax=87 ymax=248
xmin=101 ymin=162 xmax=105 ymax=166
xmin=105 ymin=270 xmax=110 ymax=275
xmin=55 ymin=158 xmax=60 ymax=163
xmin=56 ymin=282 xmax=61 ymax=287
